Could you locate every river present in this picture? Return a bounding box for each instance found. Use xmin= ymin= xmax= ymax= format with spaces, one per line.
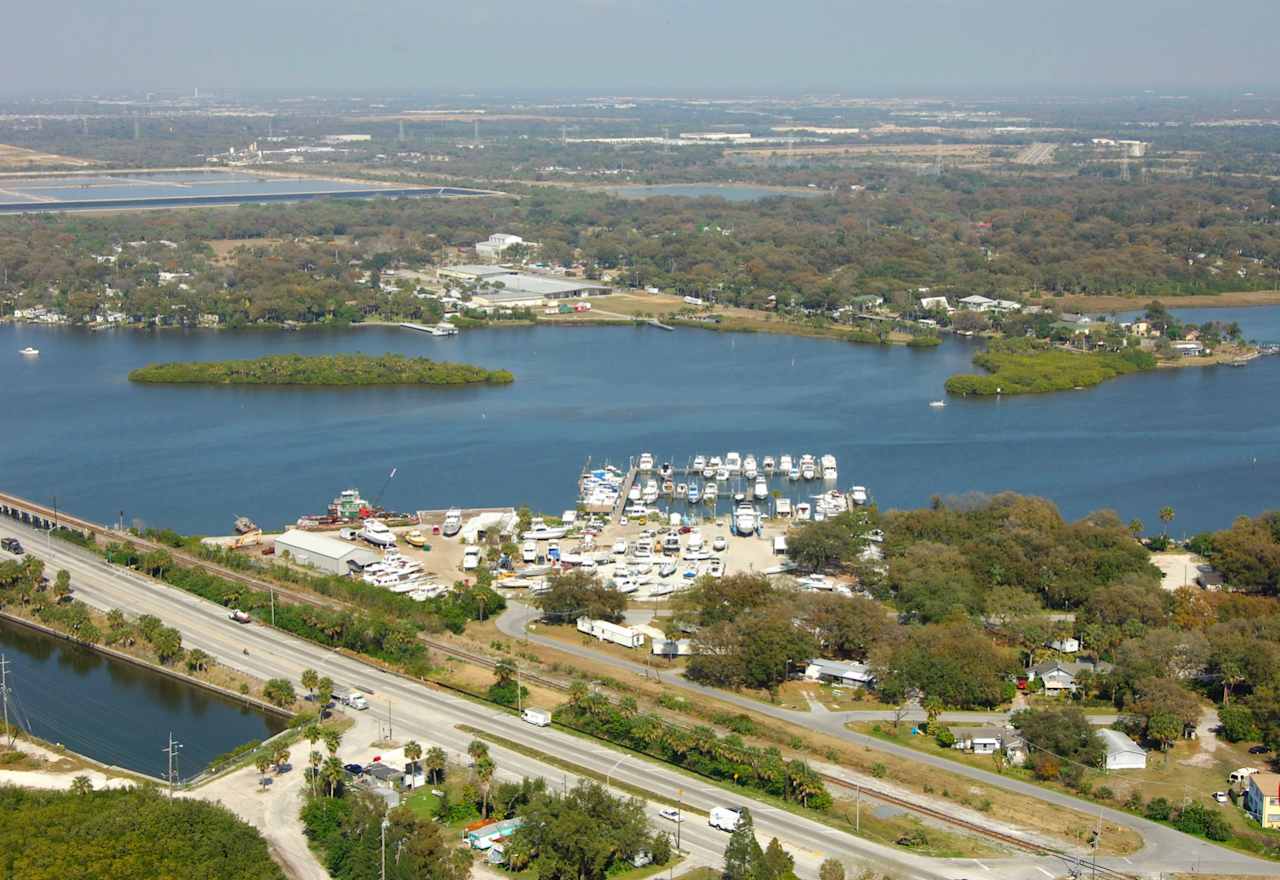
xmin=0 ymin=616 xmax=287 ymax=779
xmin=2 ymin=306 xmax=1279 ymax=537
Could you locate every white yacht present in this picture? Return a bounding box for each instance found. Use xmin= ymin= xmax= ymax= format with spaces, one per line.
xmin=702 ymin=464 xmax=715 ymax=479
xmin=359 ymin=519 xmax=396 ymax=547
xmin=702 ymin=481 xmax=718 ymax=502
xmin=753 ymin=476 xmax=768 ymax=500
xmin=776 ymin=497 xmax=792 ymax=517
xmin=642 ymin=479 xmax=660 ymax=504
xmin=523 ymin=521 xmax=571 ymax=540
xmin=628 ymin=482 xmax=642 ymax=502
xmin=733 ymin=502 xmax=758 ymax=536
xmin=778 ymin=454 xmax=792 ymax=474
xmin=762 ymin=455 xmax=775 ymax=475
xmin=715 ymin=466 xmax=729 ymax=482
xmin=442 ymin=508 xmax=463 ymax=537
xmin=743 ymin=455 xmax=758 ymax=478
xmin=692 ymin=455 xmax=707 ymax=471
xmin=675 ymin=482 xmax=687 ymax=499
xmin=799 ymin=454 xmax=817 ymax=480
xmin=708 ymin=455 xmax=723 ymax=470
xmin=850 ymin=485 xmax=868 ymax=506
xmin=929 ymin=400 xmax=946 ymax=408
xmin=724 ymin=452 xmax=742 ymax=474
xmin=788 ymin=465 xmax=801 ymax=481
xmin=521 ymin=541 xmax=537 ymax=563
xmin=638 ymin=452 xmax=655 ymax=471
xmin=661 ymin=479 xmax=674 ymax=496
xmin=794 ymin=502 xmax=811 ymax=521
xmin=821 ymin=454 xmax=838 ymax=482
xmin=19 ymin=347 xmax=39 ymax=356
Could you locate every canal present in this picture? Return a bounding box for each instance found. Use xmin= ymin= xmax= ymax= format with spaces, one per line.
xmin=0 ymin=616 xmax=288 ymax=780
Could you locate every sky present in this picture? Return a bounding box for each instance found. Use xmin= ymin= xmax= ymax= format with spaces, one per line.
xmin=5 ymin=0 xmax=1279 ymax=95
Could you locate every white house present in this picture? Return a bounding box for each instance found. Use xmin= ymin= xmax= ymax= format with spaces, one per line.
xmin=804 ymin=658 xmax=876 ymax=687
xmin=918 ymin=295 xmax=952 ymax=313
xmin=1028 ymin=659 xmax=1113 ymax=696
xmin=1048 ymin=637 xmax=1080 ymax=654
xmin=1097 ymin=728 xmax=1147 ymax=770
xmin=475 ymin=233 xmax=525 ymax=260
xmin=958 ymin=295 xmax=997 ymax=312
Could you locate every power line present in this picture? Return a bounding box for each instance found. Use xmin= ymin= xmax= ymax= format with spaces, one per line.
xmin=0 ymin=655 xmax=11 ymax=749
xmin=163 ymin=731 xmax=183 ymax=797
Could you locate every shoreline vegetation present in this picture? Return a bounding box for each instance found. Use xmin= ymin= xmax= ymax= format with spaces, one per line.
xmin=127 ymin=353 xmax=515 ymax=386
xmin=946 ymin=339 xmax=1157 ymax=396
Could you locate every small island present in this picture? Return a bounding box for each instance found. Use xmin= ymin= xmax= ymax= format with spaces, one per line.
xmin=128 ymin=353 xmax=515 ymax=387
xmin=946 ymin=339 xmax=1156 ymax=396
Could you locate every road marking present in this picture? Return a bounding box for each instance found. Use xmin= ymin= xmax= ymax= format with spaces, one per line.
xmin=971 ymin=858 xmax=989 ymax=871
xmin=1122 ymin=857 xmax=1133 ymax=864
xmin=1035 ymin=867 xmax=1054 ymax=878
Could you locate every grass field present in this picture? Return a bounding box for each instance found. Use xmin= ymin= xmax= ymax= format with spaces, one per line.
xmin=0 ymin=144 xmax=96 ymax=169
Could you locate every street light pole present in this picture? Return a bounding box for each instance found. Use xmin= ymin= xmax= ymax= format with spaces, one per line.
xmin=381 ymin=817 xmax=390 ymax=880
xmin=676 ymin=788 xmax=682 ymax=851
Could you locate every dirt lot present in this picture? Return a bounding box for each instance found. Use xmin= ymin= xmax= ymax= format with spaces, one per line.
xmin=1150 ymin=551 xmax=1210 ymax=591
xmin=0 ymin=144 xmax=96 ymax=169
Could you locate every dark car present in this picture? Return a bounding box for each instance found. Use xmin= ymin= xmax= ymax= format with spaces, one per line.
xmin=343 ymin=763 xmax=365 ymax=776
xmin=1 ymin=537 xmax=23 ymax=554
xmin=1249 ymin=745 xmax=1270 ymax=755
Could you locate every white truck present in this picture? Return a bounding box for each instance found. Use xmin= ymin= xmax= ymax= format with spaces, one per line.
xmin=339 ymin=690 xmax=369 ymax=711
xmin=522 ymin=707 xmax=552 ymax=727
xmin=709 ymin=806 xmax=742 ymax=831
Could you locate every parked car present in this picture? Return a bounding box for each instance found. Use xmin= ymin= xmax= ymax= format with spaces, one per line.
xmin=1249 ymin=745 xmax=1270 ymax=755
xmin=343 ymin=763 xmax=366 ymax=776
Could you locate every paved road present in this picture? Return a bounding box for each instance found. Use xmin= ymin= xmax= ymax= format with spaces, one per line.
xmin=496 ymin=600 xmax=1280 ymax=877
xmin=0 ymin=520 xmax=1080 ymax=880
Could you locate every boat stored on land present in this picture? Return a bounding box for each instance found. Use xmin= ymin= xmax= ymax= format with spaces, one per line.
xmin=442 ymin=508 xmax=463 ymax=537
xmin=359 ymin=519 xmax=396 ymax=547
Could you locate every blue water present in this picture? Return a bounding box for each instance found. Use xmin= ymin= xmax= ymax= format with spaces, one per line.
xmin=0 ymin=616 xmax=286 ymax=778
xmin=604 ymin=184 xmax=822 ymax=202
xmin=2 ymin=309 xmax=1279 ymax=537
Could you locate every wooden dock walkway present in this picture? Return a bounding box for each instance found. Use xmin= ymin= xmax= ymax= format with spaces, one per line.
xmin=611 ymin=462 xmax=639 ymax=523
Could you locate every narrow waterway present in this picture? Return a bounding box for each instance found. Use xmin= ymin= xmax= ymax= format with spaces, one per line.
xmin=0 ymin=616 xmax=287 ymax=779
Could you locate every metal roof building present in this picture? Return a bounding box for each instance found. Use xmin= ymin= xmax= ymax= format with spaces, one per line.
xmin=273 ymin=529 xmax=380 ymax=575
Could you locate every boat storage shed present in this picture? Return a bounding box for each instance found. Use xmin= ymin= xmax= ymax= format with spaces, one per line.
xmin=273 ymin=529 xmax=380 ymax=575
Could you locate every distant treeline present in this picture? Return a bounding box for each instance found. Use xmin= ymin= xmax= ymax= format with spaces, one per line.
xmin=128 ymin=352 xmax=515 ymax=386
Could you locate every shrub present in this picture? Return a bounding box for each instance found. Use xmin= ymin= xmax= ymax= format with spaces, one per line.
xmin=1144 ymin=797 xmax=1172 ymax=821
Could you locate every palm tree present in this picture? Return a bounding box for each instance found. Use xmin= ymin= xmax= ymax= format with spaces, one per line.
xmin=323 ymin=756 xmax=345 ymax=797
xmin=618 ymin=696 xmax=639 ymax=719
xmin=1159 ymin=506 xmax=1175 ymax=536
xmin=301 ymin=668 xmax=319 ymax=699
xmin=308 ymin=750 xmax=324 ymax=797
xmin=494 ymin=659 xmax=516 ymax=686
xmin=322 ymin=728 xmax=342 ymax=758
xmin=273 ymin=745 xmax=291 ymax=773
xmin=475 ymin=755 xmax=495 ymax=818
xmin=923 ymin=695 xmax=944 ymax=731
xmin=404 ymin=740 xmax=423 ymax=779
xmin=255 ymin=755 xmax=271 ymax=790
xmin=70 ymin=775 xmax=93 ymax=795
xmin=467 ymin=739 xmax=490 ymax=765
xmin=1128 ymin=518 xmax=1144 ymax=539
xmin=567 ymin=680 xmax=588 ymax=709
xmin=304 ymin=723 xmax=322 ymax=753
xmin=425 ymin=746 xmax=446 ymax=784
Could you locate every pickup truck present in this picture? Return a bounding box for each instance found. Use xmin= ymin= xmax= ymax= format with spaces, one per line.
xmin=338 ymin=690 xmax=369 ymax=711
xmin=1 ymin=537 xmax=23 ymax=555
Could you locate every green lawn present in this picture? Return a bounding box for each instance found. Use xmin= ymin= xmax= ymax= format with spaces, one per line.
xmin=403 ymin=786 xmax=441 ymax=820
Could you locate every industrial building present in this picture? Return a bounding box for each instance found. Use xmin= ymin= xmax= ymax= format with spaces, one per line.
xmin=273 ymin=529 xmax=380 ymax=575
xmin=441 ymin=265 xmax=609 ymax=305
xmin=475 ymin=233 xmax=526 ymax=260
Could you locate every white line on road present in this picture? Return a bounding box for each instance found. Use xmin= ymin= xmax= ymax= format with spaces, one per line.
xmin=971 ymin=858 xmax=989 ymax=871
xmin=1035 ymin=867 xmax=1054 ymax=878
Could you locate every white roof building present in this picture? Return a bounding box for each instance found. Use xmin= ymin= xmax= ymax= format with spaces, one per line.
xmin=475 ymin=233 xmax=526 ymax=260
xmin=959 ymin=295 xmax=998 ymax=311
xmin=273 ymin=529 xmax=380 ymax=575
xmin=918 ymin=296 xmax=952 ymax=313
xmin=1097 ymin=728 xmax=1147 ymax=770
xmin=804 ymin=658 xmax=876 ymax=687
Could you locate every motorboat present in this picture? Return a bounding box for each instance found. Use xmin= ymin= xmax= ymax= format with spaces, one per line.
xmin=662 ymin=534 xmax=681 ymax=554
xmin=612 ymin=540 xmax=628 ymax=555
xmin=929 ymin=400 xmax=946 ymax=408
xmin=359 ymin=518 xmax=396 ymax=547
xmin=687 ymin=480 xmax=699 ymax=501
xmin=707 ymin=558 xmax=725 ymax=579
xmin=762 ymin=456 xmax=775 ymax=474
xmin=712 ymin=536 xmax=727 ymax=552
xmin=660 ymin=462 xmax=673 ymax=479
xmin=638 ymin=452 xmax=655 ymax=471
xmin=794 ymin=502 xmax=811 ymax=521
xmin=692 ymin=455 xmax=707 ymax=471
xmin=521 ymin=541 xmax=538 ymax=563
xmin=800 ymin=455 xmax=817 ymax=480
xmin=686 ymin=530 xmax=705 ymax=551
xmin=776 ymin=497 xmax=792 ymax=517
xmin=753 ymin=476 xmax=768 ymax=500
xmin=733 ymin=502 xmax=758 ymax=536
xmin=628 ymin=483 xmax=642 ymax=502
xmin=702 ymin=465 xmax=715 ymax=479
xmin=403 ymin=529 xmax=427 ymax=547
xmin=524 ymin=522 xmax=570 ymax=541
xmin=724 ymin=452 xmax=742 ymax=473
xmin=850 ymin=486 xmax=868 ymax=506
xmin=821 ymin=454 xmax=838 ymax=482
xmin=743 ymin=455 xmax=758 ymax=478
xmin=661 ymin=480 xmax=675 ymax=496
xmin=642 ymin=479 xmax=660 ymax=504
xmin=702 ymin=481 xmax=718 ymax=502
xmin=715 ymin=466 xmax=729 ymax=482
xmin=675 ymin=483 xmax=687 ymax=499
xmin=788 ymin=466 xmax=801 ymax=481
xmin=708 ymin=455 xmax=723 ymax=470
xmin=658 ymin=561 xmax=678 ymax=578
xmin=234 ymin=515 xmax=259 ymax=535
xmin=19 ymin=347 xmax=39 ymax=356
xmin=442 ymin=508 xmax=463 ymax=537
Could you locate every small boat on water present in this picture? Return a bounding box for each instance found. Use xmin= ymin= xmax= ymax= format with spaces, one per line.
xmin=675 ymin=483 xmax=687 ymax=499
xmin=642 ymin=479 xmax=660 ymax=504
xmin=779 ymin=454 xmax=792 ymax=474
xmin=661 ymin=479 xmax=675 ymax=496
xmin=795 ymin=502 xmax=811 ymax=521
xmin=233 ymin=515 xmax=258 ymax=535
xmin=686 ymin=480 xmax=699 ymax=501
xmin=753 ymin=476 xmax=768 ymax=500
xmin=628 ymin=483 xmax=642 ymax=502
xmin=800 ymin=454 xmax=817 ymax=481
xmin=850 ymin=486 xmax=868 ymax=506
xmin=821 ymin=454 xmax=838 ymax=482
xmin=702 ymin=465 xmax=715 ymax=479
xmin=743 ymin=455 xmax=758 ymax=478
xmin=929 ymin=400 xmax=947 ymax=408
xmin=19 ymin=347 xmax=39 ymax=356
xmin=788 ymin=466 xmax=801 ymax=481
xmin=638 ymin=452 xmax=655 ymax=471
xmin=715 ymin=466 xmax=729 ymax=482
xmin=442 ymin=508 xmax=463 ymax=537
xmin=702 ymin=481 xmax=718 ymax=503
xmin=762 ymin=456 xmax=775 ymax=475
xmin=692 ymin=454 xmax=707 ymax=471
xmin=724 ymin=452 xmax=742 ymax=473
xmin=708 ymin=455 xmax=723 ymax=470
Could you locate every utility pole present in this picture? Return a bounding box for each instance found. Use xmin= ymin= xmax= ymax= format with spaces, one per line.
xmin=855 ymin=784 xmax=861 ymax=833
xmin=380 ymin=817 xmax=390 ymax=880
xmin=1091 ymin=805 xmax=1102 ymax=879
xmin=1 ymin=655 xmax=12 ymax=748
xmin=676 ymin=788 xmax=682 ymax=851
xmin=386 ymin=698 xmax=393 ymax=743
xmin=516 ymin=665 xmax=522 ymax=713
xmin=270 ymin=588 xmax=275 ymax=627
xmin=163 ymin=732 xmax=183 ymax=797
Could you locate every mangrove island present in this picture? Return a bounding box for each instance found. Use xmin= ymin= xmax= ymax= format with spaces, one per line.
xmin=128 ymin=353 xmax=515 ymax=387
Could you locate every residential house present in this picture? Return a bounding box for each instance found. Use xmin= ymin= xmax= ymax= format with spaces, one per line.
xmin=917 ymin=295 xmax=952 ymax=313
xmin=1245 ymin=773 xmax=1280 ymax=829
xmin=1097 ymin=729 xmax=1147 ymax=771
xmin=1027 ymin=659 xmax=1112 ymax=696
xmin=990 ymin=299 xmax=1023 ymax=312
xmin=804 ymin=658 xmax=876 ymax=688
xmin=1196 ymin=568 xmax=1225 ymax=590
xmin=1171 ymin=341 xmax=1206 ymax=357
xmin=958 ymin=294 xmax=997 ymax=312
xmin=1048 ymin=637 xmax=1081 ymax=654
xmin=949 ymin=726 xmax=1028 ymax=764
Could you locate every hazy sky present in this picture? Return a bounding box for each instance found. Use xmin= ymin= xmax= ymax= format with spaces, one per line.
xmin=6 ymin=0 xmax=1278 ymax=94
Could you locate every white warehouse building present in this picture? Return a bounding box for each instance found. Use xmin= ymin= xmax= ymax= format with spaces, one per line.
xmin=273 ymin=529 xmax=380 ymax=575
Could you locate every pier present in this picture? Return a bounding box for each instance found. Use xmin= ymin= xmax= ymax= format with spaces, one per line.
xmin=611 ymin=462 xmax=640 ymax=523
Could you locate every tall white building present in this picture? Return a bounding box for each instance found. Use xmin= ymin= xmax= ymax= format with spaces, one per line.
xmin=475 ymin=233 xmax=525 ymax=260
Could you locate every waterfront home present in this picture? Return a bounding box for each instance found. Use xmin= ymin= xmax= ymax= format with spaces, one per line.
xmin=1026 ymin=659 xmax=1113 ymax=696
xmin=1171 ymin=340 xmax=1207 ymax=357
xmin=804 ymin=658 xmax=876 ymax=687
xmin=1097 ymin=729 xmax=1147 ymax=771
xmin=1245 ymin=773 xmax=1280 ymax=828
xmin=958 ymin=294 xmax=997 ymax=312
xmin=917 ymin=295 xmax=952 ymax=313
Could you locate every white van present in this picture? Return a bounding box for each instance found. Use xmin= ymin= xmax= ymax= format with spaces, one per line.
xmin=1230 ymin=767 xmax=1260 ymax=785
xmin=709 ymin=806 xmax=742 ymax=831
xmin=522 ymin=707 xmax=552 ymax=727
xmin=463 ymin=547 xmax=481 ymax=571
